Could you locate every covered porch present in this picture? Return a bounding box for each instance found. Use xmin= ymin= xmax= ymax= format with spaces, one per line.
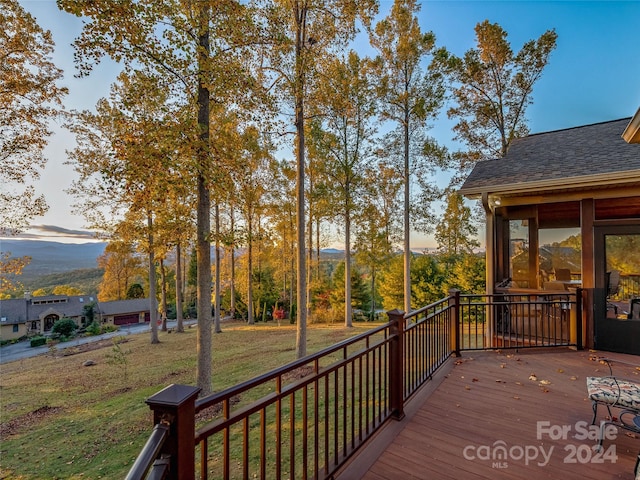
xmin=459 ymin=117 xmax=640 ymax=356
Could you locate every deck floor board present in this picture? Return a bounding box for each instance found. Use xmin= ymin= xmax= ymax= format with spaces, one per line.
xmin=341 ymin=349 xmax=639 ymax=480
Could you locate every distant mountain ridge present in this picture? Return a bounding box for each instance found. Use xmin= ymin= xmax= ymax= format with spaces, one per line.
xmin=0 ymin=239 xmax=107 ymax=280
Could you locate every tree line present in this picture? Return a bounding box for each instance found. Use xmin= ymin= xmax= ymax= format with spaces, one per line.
xmin=1 ymin=0 xmax=557 ymax=394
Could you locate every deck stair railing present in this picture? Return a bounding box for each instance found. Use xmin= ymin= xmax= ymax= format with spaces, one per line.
xmin=127 ymin=288 xmax=582 ymax=480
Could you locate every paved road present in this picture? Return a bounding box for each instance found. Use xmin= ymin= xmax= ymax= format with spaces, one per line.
xmin=0 ymin=320 xmax=196 ymax=365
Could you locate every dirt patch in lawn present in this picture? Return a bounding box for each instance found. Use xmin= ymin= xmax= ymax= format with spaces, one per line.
xmin=195 ymin=395 xmax=242 ymax=424
xmin=0 ymin=405 xmax=63 ymax=439
xmin=53 ymin=337 xmax=128 ymax=358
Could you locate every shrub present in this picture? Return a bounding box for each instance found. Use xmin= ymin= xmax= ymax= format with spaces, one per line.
xmin=30 ymin=336 xmax=47 ymax=347
xmin=52 ymin=318 xmax=77 ymax=338
xmin=86 ymin=321 xmax=101 ymax=336
xmin=100 ymin=324 xmax=118 ymax=333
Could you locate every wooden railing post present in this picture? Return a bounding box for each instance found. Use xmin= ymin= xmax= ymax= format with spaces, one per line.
xmin=387 ymin=309 xmax=405 ymax=421
xmin=575 ymin=288 xmax=583 ymax=350
xmin=145 ymin=384 xmax=201 ymax=480
xmin=449 ymin=289 xmax=461 ymax=357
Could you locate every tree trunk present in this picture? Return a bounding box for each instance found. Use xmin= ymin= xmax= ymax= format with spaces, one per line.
xmin=403 ymin=108 xmax=411 ymax=314
xmin=148 ymin=212 xmax=159 ymax=344
xmin=345 ymin=204 xmax=353 ymax=327
xmin=160 ymin=258 xmax=167 ymax=332
xmin=230 ymin=204 xmax=236 ymax=319
xmin=175 ymin=242 xmax=184 ymax=332
xmin=294 ymin=10 xmax=308 ymax=358
xmin=247 ymin=215 xmax=254 ymax=325
xmin=195 ymin=3 xmax=213 ymax=396
xmin=370 ymin=268 xmax=376 ymax=321
xmin=214 ymin=203 xmax=222 ymax=333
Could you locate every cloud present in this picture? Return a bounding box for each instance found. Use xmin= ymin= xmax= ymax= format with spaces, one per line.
xmin=32 ymin=225 xmax=100 ymax=239
xmin=0 ymin=225 xmax=105 ymax=243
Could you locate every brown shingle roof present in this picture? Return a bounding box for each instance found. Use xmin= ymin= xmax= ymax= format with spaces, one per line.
xmin=459 ymin=118 xmax=640 ymax=197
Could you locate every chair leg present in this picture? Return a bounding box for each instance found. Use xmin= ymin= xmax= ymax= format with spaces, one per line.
xmin=591 ymin=401 xmax=598 ymax=425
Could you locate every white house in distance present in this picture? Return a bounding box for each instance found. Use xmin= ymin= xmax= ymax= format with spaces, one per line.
xmin=0 ymin=294 xmax=152 ymax=341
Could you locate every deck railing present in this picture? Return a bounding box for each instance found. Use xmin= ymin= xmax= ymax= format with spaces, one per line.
xmin=459 ymin=289 xmax=582 ymax=351
xmin=127 ymin=288 xmax=582 ymax=480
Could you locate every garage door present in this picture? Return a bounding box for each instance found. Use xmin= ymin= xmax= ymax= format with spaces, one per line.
xmin=114 ymin=313 xmax=139 ymax=325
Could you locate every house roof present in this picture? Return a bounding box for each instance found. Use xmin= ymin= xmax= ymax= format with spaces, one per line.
xmin=99 ymin=298 xmax=151 ymax=316
xmin=459 ymin=118 xmax=640 ymax=198
xmin=0 ymin=295 xmax=151 ymax=325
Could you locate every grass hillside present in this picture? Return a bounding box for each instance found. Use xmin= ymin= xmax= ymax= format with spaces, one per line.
xmin=0 ymin=321 xmax=379 ymax=479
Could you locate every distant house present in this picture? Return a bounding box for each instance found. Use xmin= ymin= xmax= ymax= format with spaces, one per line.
xmin=0 ymin=294 xmax=153 ymax=341
xmin=459 ymin=112 xmax=640 ymax=355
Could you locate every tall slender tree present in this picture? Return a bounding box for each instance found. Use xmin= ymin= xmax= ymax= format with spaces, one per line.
xmin=370 ymin=0 xmax=446 ymax=313
xmin=230 ymin=125 xmax=273 ymax=324
xmin=260 ymin=0 xmax=377 ymax=357
xmin=434 ymin=191 xmax=479 ymax=256
xmin=59 ymin=0 xmax=256 ymax=395
xmin=311 ymin=51 xmax=376 ymax=327
xmin=68 ymin=70 xmax=185 ymax=343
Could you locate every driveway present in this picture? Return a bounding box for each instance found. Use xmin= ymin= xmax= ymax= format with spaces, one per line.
xmin=0 ymin=320 xmax=196 ymax=365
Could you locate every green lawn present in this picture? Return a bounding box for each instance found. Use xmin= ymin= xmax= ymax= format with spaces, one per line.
xmin=0 ymin=321 xmax=380 ymax=480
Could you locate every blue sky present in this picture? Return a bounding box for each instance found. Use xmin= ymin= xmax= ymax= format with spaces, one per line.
xmin=14 ymin=0 xmax=640 ymax=246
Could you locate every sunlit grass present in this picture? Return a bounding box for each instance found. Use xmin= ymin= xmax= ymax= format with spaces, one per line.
xmin=0 ymin=320 xmax=382 ymax=479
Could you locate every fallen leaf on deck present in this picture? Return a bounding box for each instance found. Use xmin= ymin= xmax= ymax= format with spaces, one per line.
xmin=500 ymin=363 xmax=506 ymax=368
xmin=557 ymin=369 xmax=564 ymax=373
xmin=570 ymin=376 xmax=578 ymax=381
xmin=464 ymin=385 xmax=471 ymax=390
xmin=472 ymin=378 xmax=479 ymax=382
xmin=513 ymin=396 xmax=520 ymax=400
xmin=624 ymin=432 xmax=637 ymax=438
xmin=539 ymin=379 xmax=551 ymax=385
xmin=529 ymin=374 xmax=538 ymax=381
xmin=515 ymin=381 xmax=523 ymax=386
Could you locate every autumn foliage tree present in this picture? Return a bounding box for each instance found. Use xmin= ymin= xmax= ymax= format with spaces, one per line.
xmin=311 ymin=51 xmax=377 ymax=327
xmin=260 ymin=0 xmax=377 ymax=357
xmin=58 ymin=0 xmax=256 ymax=394
xmin=1 ymin=0 xmax=67 ymax=234
xmin=97 ymin=241 xmax=144 ymax=302
xmin=1 ymin=0 xmax=67 ymax=294
xmin=441 ymin=20 xmax=557 ymax=171
xmin=370 ymin=0 xmax=446 ymax=313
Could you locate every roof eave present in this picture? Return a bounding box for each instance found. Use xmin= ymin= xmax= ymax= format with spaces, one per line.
xmin=459 ymin=170 xmax=640 ymax=199
xmin=622 ymin=108 xmax=640 ymax=143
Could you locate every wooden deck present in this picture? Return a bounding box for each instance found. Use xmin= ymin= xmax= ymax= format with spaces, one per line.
xmin=339 ymin=349 xmax=640 ymax=480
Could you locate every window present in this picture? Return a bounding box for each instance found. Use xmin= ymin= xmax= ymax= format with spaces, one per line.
xmin=509 ymin=220 xmax=530 ymax=287
xmin=13 ymin=324 xmax=19 ymax=333
xmin=538 ymin=227 xmax=582 ymax=288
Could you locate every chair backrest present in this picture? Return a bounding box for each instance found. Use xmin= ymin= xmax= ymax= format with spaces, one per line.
xmin=544 ymin=281 xmax=567 ymax=291
xmin=555 ymin=268 xmax=572 ymax=281
xmin=607 ymin=270 xmax=621 ymax=297
xmin=630 ymin=298 xmax=640 ymax=320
